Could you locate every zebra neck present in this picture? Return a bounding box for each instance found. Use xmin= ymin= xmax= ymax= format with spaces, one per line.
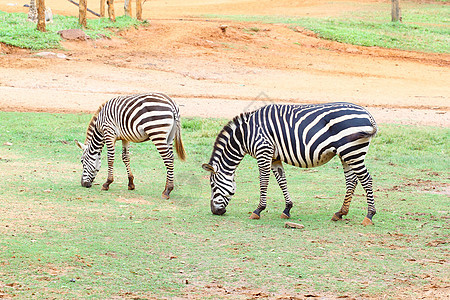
xmin=85 ymin=102 xmax=107 ymax=144
xmin=210 ymin=126 xmax=247 ymax=175
xmin=85 ymin=126 xmax=104 ymax=152
xmin=208 ymin=112 xmax=251 ymax=175
xmin=212 ymin=151 xmax=244 ymax=176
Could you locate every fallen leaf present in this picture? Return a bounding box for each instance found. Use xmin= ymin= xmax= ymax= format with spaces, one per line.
xmin=314 ymin=194 xmax=332 ymax=199
xmin=426 ymin=240 xmax=447 ymax=247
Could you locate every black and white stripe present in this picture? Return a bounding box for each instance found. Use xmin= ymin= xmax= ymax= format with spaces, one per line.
xmin=76 ymin=93 xmax=186 ymax=199
xmin=203 ymin=102 xmax=377 ymax=225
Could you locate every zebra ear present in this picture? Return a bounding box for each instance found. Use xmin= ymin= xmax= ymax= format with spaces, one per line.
xmin=202 ymin=163 xmax=216 ymax=174
xmin=75 ymin=139 xmax=86 ymax=151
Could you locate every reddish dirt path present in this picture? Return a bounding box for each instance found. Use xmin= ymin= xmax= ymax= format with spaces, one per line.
xmin=0 ymin=0 xmax=448 ymax=127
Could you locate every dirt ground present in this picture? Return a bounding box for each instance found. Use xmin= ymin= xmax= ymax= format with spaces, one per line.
xmin=0 ymin=0 xmax=449 ymax=127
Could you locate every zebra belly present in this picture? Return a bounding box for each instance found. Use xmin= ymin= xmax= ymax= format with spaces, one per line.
xmin=116 ymin=125 xmax=151 ymax=143
xmin=310 ymin=150 xmax=336 ymax=168
xmin=117 ymin=136 xmax=150 ymax=143
xmin=275 ymin=147 xmax=336 ymax=168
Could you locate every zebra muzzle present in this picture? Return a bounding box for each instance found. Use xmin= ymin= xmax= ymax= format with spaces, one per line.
xmin=211 ymin=202 xmax=226 ymax=215
xmin=211 ymin=207 xmax=226 ymax=215
xmin=81 ymin=180 xmax=92 ymax=188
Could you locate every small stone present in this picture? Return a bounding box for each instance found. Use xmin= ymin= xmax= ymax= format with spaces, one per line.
xmin=219 ymin=25 xmax=228 ymax=33
xmin=284 ymin=222 xmax=305 ymax=229
xmin=58 ymin=29 xmax=87 ymax=41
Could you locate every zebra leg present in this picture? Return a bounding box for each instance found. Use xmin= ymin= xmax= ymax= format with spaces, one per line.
xmin=271 ymin=160 xmax=293 ymax=219
xmin=332 ymin=161 xmax=358 ymax=221
xmin=155 ymin=143 xmax=175 ymax=199
xmin=122 ymin=140 xmax=135 ymax=190
xmin=250 ymin=154 xmax=273 ymax=219
xmin=347 ymin=161 xmax=376 ymax=226
xmin=102 ymin=137 xmax=116 ymax=191
xmin=359 ymin=169 xmax=376 ymax=226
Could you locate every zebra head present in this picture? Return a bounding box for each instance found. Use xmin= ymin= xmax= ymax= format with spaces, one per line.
xmin=75 ymin=140 xmax=101 ymax=188
xmin=202 ymin=163 xmax=236 ymax=215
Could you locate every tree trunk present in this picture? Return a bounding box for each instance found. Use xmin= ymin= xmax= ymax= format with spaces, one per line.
xmin=100 ymin=0 xmax=106 ymax=17
xmin=36 ymin=0 xmax=46 ymax=32
xmin=124 ymin=0 xmax=132 ymax=17
xmin=391 ymin=0 xmax=401 ymax=22
xmin=79 ymin=0 xmax=87 ymax=27
xmin=136 ymin=0 xmax=142 ymax=21
xmin=107 ymin=0 xmax=115 ymax=22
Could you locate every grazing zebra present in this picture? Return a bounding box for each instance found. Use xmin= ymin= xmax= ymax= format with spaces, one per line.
xmin=75 ymin=93 xmax=186 ymax=199
xmin=202 ymin=103 xmax=378 ymax=225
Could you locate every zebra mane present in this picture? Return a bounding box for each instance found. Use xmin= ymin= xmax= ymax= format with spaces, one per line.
xmin=84 ymin=102 xmax=106 ymax=144
xmin=209 ymin=111 xmax=251 ymax=163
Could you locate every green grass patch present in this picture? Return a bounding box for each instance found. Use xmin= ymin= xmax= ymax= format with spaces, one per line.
xmin=203 ymin=2 xmax=450 ymax=53
xmin=0 ymin=112 xmax=449 ymax=298
xmin=0 ymin=11 xmax=144 ymax=50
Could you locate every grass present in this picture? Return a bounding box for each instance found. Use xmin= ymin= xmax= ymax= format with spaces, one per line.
xmin=0 ymin=111 xmax=448 ymax=298
xmin=0 ymin=11 xmax=144 ymax=50
xmin=203 ymin=2 xmax=450 ymax=53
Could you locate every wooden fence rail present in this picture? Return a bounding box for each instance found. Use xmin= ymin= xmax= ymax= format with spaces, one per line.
xmin=67 ymin=0 xmax=101 ymax=17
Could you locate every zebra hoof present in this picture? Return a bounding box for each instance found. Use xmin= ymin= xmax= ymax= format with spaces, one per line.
xmin=249 ymin=212 xmax=260 ymax=219
xmin=161 ymin=193 xmax=170 ymax=200
xmin=128 ymin=185 xmax=135 ymax=190
xmin=101 ymin=185 xmax=109 ymax=191
xmin=281 ymin=213 xmax=290 ymax=219
xmin=331 ymin=213 xmax=342 ymax=221
xmin=361 ymin=217 xmax=373 ymax=226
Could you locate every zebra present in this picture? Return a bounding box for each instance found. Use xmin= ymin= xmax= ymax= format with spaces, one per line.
xmin=202 ymin=102 xmax=378 ymax=225
xmin=75 ymin=93 xmax=186 ymax=199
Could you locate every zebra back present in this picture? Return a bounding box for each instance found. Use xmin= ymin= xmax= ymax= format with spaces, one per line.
xmin=207 ymin=102 xmax=377 ymax=170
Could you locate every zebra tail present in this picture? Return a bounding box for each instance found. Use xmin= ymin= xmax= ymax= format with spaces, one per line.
xmin=365 ymin=123 xmax=378 ymax=138
xmin=174 ymin=118 xmax=186 ymax=161
xmin=354 ymin=125 xmax=378 ymax=140
xmin=345 ymin=123 xmax=378 ymax=142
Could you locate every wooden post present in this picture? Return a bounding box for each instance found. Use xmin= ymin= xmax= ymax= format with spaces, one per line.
xmin=100 ymin=0 xmax=106 ymax=17
xmin=36 ymin=0 xmax=46 ymax=32
xmin=107 ymin=0 xmax=115 ymax=22
xmin=136 ymin=0 xmax=142 ymax=21
xmin=124 ymin=0 xmax=132 ymax=17
xmin=79 ymin=0 xmax=87 ymax=27
xmin=391 ymin=0 xmax=401 ymax=22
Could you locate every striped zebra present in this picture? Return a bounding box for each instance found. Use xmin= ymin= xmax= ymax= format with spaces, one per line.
xmin=202 ymin=103 xmax=378 ymax=225
xmin=75 ymin=93 xmax=186 ymax=199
